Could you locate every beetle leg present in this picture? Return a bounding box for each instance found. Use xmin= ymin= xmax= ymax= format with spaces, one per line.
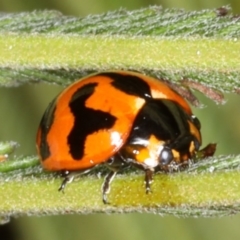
xmin=102 ymin=170 xmax=117 ymax=204
xmin=102 ymin=153 xmax=130 ymax=204
xmin=145 ymin=169 xmax=153 ymax=194
xmin=58 ymin=170 xmax=75 ymax=193
xmin=58 ymin=169 xmax=91 ymax=193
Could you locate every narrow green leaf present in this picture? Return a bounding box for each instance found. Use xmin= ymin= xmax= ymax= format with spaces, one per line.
xmin=0 ymin=6 xmax=237 ymax=36
xmin=0 ymin=6 xmax=239 ymax=93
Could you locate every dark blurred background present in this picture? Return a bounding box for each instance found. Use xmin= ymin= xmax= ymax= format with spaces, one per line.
xmin=1 ymin=0 xmax=240 ymax=239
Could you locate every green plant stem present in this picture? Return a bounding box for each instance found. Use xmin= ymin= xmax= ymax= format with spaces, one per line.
xmin=0 ymin=154 xmax=240 ymax=219
xmin=1 ymin=36 xmax=239 ymax=70
xmin=0 ymin=36 xmax=239 ymax=91
xmin=1 ymin=167 xmax=240 ymax=219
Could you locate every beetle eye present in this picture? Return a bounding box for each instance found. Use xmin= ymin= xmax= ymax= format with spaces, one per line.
xmin=159 ymin=147 xmax=173 ymax=165
xmin=191 ymin=115 xmax=201 ymax=130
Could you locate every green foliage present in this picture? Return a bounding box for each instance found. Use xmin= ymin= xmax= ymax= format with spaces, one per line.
xmin=0 ymin=6 xmax=239 ymax=92
xmin=0 ymin=6 xmax=237 ymax=36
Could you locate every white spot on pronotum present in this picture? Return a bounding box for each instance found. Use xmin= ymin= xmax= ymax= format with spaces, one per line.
xmin=197 ymin=50 xmax=200 ymax=55
xmin=157 ymin=145 xmax=164 ymax=156
xmin=144 ymin=158 xmax=158 ymax=168
xmin=143 ymin=145 xmax=164 ymax=168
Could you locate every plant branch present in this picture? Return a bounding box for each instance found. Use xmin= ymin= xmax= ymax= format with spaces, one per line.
xmin=0 ymin=6 xmax=239 ymax=93
xmin=1 ymin=154 xmax=240 ymax=221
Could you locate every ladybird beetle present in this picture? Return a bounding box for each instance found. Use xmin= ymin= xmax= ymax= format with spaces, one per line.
xmin=36 ymin=71 xmax=215 ymax=204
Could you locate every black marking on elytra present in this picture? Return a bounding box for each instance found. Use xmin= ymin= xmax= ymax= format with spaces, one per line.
xmin=97 ymin=72 xmax=152 ymax=99
xmin=68 ymin=83 xmax=117 ymax=160
xmin=125 ymin=99 xmax=195 ymax=152
xmin=39 ymin=97 xmax=57 ymax=161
